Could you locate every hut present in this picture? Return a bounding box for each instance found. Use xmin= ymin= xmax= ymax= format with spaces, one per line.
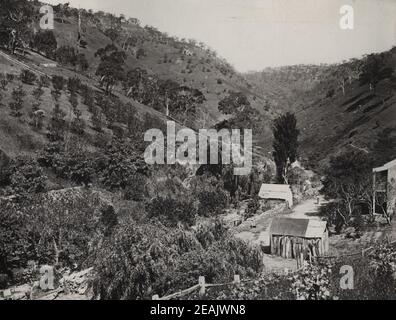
xmin=269 ymin=217 xmax=329 ymax=259
xmin=258 ymin=184 xmax=293 ymax=208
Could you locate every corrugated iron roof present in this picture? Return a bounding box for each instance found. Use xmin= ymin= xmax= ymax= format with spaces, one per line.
xmin=373 ymin=159 xmax=396 ymax=172
xmin=269 ymin=217 xmax=327 ymax=238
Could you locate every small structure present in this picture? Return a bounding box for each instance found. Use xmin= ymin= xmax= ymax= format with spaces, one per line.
xmin=269 ymin=217 xmax=329 ymax=259
xmin=373 ymin=159 xmax=396 ymax=216
xmin=258 ymin=184 xmax=293 ymax=208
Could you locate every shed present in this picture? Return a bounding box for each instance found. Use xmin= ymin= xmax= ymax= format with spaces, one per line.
xmin=258 ymin=184 xmax=293 ymax=208
xmin=373 ymin=159 xmax=396 ymax=217
xmin=269 ymin=217 xmax=329 ymax=259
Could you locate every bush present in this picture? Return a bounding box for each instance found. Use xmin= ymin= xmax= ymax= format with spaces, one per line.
xmin=0 ymin=157 xmax=47 ymax=196
xmin=67 ymin=76 xmax=81 ymax=94
xmin=52 ymin=75 xmax=65 ymax=92
xmin=146 ymin=195 xmax=196 ymax=227
xmin=0 ymin=190 xmax=109 ymax=274
xmin=0 ymin=73 xmax=8 ymax=90
xmin=197 ymin=188 xmax=228 ymax=217
xmin=20 ymin=69 xmax=37 ymax=85
xmin=123 ymin=173 xmax=147 ymax=201
xmin=92 ymin=220 xmax=263 ymax=299
xmin=245 ymin=197 xmax=260 ymax=219
xmin=39 ymin=75 xmax=50 ymax=88
xmin=9 ymin=85 xmax=26 ymax=117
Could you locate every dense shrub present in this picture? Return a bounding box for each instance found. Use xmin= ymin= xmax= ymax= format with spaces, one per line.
xmin=0 ymin=157 xmax=47 ymax=196
xmin=67 ymin=76 xmax=82 ymax=94
xmin=197 ymin=188 xmax=228 ymax=217
xmin=123 ymin=173 xmax=147 ymax=201
xmin=0 ymin=190 xmax=109 ymax=275
xmin=39 ymin=75 xmax=51 ymax=88
xmin=9 ymin=85 xmax=26 ymax=117
xmin=146 ymin=195 xmax=196 ymax=227
xmin=52 ymin=75 xmax=65 ymax=92
xmin=92 ymin=220 xmax=263 ymax=299
xmin=20 ymin=69 xmax=37 ymax=85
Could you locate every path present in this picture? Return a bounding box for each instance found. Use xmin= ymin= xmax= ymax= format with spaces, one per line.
xmin=234 ymin=197 xmax=326 ymax=272
xmin=286 ymin=196 xmax=327 ymax=220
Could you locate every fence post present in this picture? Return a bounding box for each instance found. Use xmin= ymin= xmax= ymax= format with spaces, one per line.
xmin=198 ymin=276 xmax=205 ymax=297
xmin=152 ymin=294 xmax=159 ymax=300
xmin=300 ymin=253 xmax=304 ymax=269
xmin=233 ymin=275 xmax=240 ymax=284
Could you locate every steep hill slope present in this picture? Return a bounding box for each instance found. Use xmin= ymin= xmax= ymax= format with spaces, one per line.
xmin=246 ymin=49 xmax=396 ymax=169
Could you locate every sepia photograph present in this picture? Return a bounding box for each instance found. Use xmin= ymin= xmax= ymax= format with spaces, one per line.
xmin=0 ymin=0 xmax=396 ymax=309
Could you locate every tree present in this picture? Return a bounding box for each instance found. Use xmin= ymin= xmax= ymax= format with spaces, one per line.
xmin=218 ymin=91 xmax=250 ymax=115
xmin=0 ymin=0 xmax=34 ymax=54
xmin=48 ymin=104 xmax=66 ymax=142
xmin=104 ymin=28 xmax=118 ymax=43
xmin=55 ymin=45 xmax=77 ymax=66
xmin=76 ymin=53 xmax=89 ymax=71
xmin=272 ymin=113 xmax=299 ymax=184
xmin=20 ymin=69 xmax=37 ymax=85
xmin=67 ymin=76 xmax=81 ymax=95
xmin=9 ymin=85 xmax=26 ymax=117
xmin=360 ymin=53 xmax=393 ymax=93
xmin=32 ymin=84 xmax=44 ymax=101
xmin=321 ymin=151 xmax=374 ymax=230
xmin=0 ymin=73 xmax=8 ymax=91
xmin=32 ymin=30 xmax=57 ymax=58
xmin=52 ymin=75 xmax=65 ymax=93
xmin=95 ymin=44 xmax=126 ymax=94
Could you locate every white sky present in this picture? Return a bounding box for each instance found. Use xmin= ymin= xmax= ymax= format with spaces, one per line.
xmin=45 ymin=0 xmax=396 ymax=72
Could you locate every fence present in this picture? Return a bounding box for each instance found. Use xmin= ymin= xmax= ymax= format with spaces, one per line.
xmin=152 ymin=268 xmax=302 ymax=300
xmin=153 ymin=238 xmax=396 ymax=300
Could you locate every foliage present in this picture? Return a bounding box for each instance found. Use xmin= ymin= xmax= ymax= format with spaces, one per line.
xmin=360 ymin=53 xmax=394 ymax=92
xmin=0 ymin=0 xmax=34 ymax=54
xmin=321 ymin=151 xmax=374 ymax=230
xmin=291 ymin=262 xmax=333 ymax=300
xmin=146 ymin=195 xmax=196 ymax=227
xmin=0 ymin=73 xmax=8 ymax=90
xmin=123 ymin=173 xmax=147 ymax=201
xmin=55 ymin=45 xmax=77 ymax=66
xmin=245 ymin=197 xmax=260 ymax=219
xmin=39 ymin=140 xmax=94 ymax=186
xmin=196 ymin=186 xmax=228 ymax=217
xmin=218 ymin=91 xmax=250 ymax=115
xmin=95 ymin=44 xmax=127 ymax=94
xmin=20 ymin=69 xmax=37 ymax=85
xmin=67 ymin=76 xmax=82 ymax=94
xmin=92 ymin=220 xmax=263 ymax=299
xmin=47 ymin=104 xmax=66 ymax=142
xmin=0 ymin=190 xmax=108 ymax=275
xmin=52 ymin=75 xmax=65 ymax=93
xmin=0 ymin=157 xmax=47 ymax=196
xmin=32 ymin=84 xmax=44 ymax=101
xmin=39 ymin=75 xmax=50 ymax=88
xmin=272 ymin=112 xmax=299 ymax=184
xmin=9 ymin=84 xmax=26 ymax=117
xmin=32 ymin=30 xmax=57 ymax=58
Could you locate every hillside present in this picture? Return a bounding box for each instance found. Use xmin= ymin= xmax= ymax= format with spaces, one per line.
xmin=246 ymin=49 xmax=396 ymax=169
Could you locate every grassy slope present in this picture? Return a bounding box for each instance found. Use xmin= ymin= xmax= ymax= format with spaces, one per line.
xmin=246 ymin=52 xmax=396 ymax=169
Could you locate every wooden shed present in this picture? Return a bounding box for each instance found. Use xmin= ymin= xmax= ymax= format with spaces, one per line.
xmin=269 ymin=217 xmax=329 ymax=259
